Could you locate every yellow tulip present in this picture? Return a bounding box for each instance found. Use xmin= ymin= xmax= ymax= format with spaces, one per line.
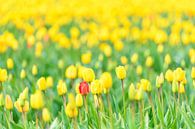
xmin=7 ymin=58 xmax=14 ymax=69
xmin=135 ymin=88 xmax=143 ymax=101
xmin=156 ymin=73 xmax=164 ymax=88
xmin=20 ymin=69 xmax=26 ymax=79
xmin=120 ymin=56 xmax=128 ymax=65
xmin=100 ymin=72 xmax=112 ymax=90
xmin=14 ymin=100 xmax=29 ymax=113
xmin=191 ymin=67 xmax=195 ymax=79
xmin=30 ymin=90 xmax=44 ymax=109
xmin=136 ymin=65 xmax=142 ymax=76
xmin=65 ymin=65 xmax=77 ymax=79
xmin=76 ymin=94 xmax=83 ymax=107
xmin=0 ymin=68 xmax=8 ymax=82
xmin=32 ymin=65 xmax=38 ymax=76
xmin=75 ymin=83 xmax=80 ymax=94
xmin=46 ymin=76 xmax=53 ymax=88
xmin=37 ymin=77 xmax=47 ymax=91
xmin=81 ymin=51 xmax=92 ymax=64
xmin=165 ymin=69 xmax=174 ymax=82
xmin=57 ymin=80 xmax=67 ymax=96
xmin=131 ymin=53 xmax=138 ymax=64
xmin=42 ymin=108 xmax=51 ymax=122
xmin=5 ymin=95 xmax=13 ymax=110
xmin=140 ymin=79 xmax=151 ymax=92
xmin=58 ymin=59 xmax=64 ymax=69
xmin=115 ymin=66 xmax=126 ymax=80
xmin=82 ymin=68 xmax=95 ymax=82
xmin=91 ymin=80 xmax=103 ymax=94
xmin=65 ymin=103 xmax=78 ymax=118
xmin=178 ymin=83 xmax=185 ymax=94
xmin=173 ymin=68 xmax=186 ymax=82
xmin=164 ymin=54 xmax=171 ymax=66
xmin=0 ymin=94 xmax=4 ymax=106
xmin=129 ymin=83 xmax=136 ymax=100
xmin=145 ymin=56 xmax=153 ymax=67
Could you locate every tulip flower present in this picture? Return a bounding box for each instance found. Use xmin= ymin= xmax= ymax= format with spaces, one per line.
xmin=32 ymin=65 xmax=38 ymax=76
xmin=0 ymin=68 xmax=8 ymax=82
xmin=65 ymin=65 xmax=77 ymax=79
xmin=91 ymin=80 xmax=103 ymax=95
xmin=129 ymin=83 xmax=136 ymax=100
xmin=131 ymin=53 xmax=138 ymax=64
xmin=145 ymin=56 xmax=153 ymax=67
xmin=100 ymin=72 xmax=112 ymax=91
xmin=81 ymin=51 xmax=92 ymax=64
xmin=82 ymin=68 xmax=95 ymax=82
xmin=7 ymin=58 xmax=14 ymax=70
xmin=46 ymin=76 xmax=53 ymax=88
xmin=30 ymin=90 xmax=44 ymax=109
xmin=37 ymin=77 xmax=47 ymax=91
xmin=191 ymin=67 xmax=195 ymax=79
xmin=76 ymin=94 xmax=83 ymax=108
xmin=57 ymin=80 xmax=67 ymax=108
xmin=5 ymin=95 xmax=13 ymax=110
xmin=20 ymin=69 xmax=26 ymax=79
xmin=115 ymin=66 xmax=126 ymax=80
xmin=42 ymin=108 xmax=51 ymax=122
xmin=165 ymin=69 xmax=174 ymax=83
xmin=156 ymin=73 xmax=164 ymax=88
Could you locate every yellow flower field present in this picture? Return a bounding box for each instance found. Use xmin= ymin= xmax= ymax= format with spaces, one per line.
xmin=0 ymin=0 xmax=195 ymax=129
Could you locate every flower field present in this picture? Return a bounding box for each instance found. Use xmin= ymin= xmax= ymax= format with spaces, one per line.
xmin=0 ymin=0 xmax=195 ymax=129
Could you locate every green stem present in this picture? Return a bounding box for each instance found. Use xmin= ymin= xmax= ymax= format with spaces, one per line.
xmin=106 ymin=93 xmax=114 ymax=129
xmin=121 ymin=80 xmax=126 ymax=119
xmin=139 ymin=101 xmax=143 ymax=129
xmin=149 ymin=94 xmax=157 ymax=127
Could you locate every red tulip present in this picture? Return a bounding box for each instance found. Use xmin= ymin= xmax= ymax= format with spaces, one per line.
xmin=79 ymin=81 xmax=89 ymax=95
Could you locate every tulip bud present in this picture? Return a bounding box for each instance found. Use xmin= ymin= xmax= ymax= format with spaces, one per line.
xmin=32 ymin=65 xmax=38 ymax=76
xmin=140 ymin=79 xmax=151 ymax=91
xmin=173 ymin=68 xmax=185 ymax=82
xmin=81 ymin=51 xmax=92 ymax=64
xmin=145 ymin=56 xmax=153 ymax=67
xmin=100 ymin=72 xmax=112 ymax=90
xmin=129 ymin=83 xmax=136 ymax=100
xmin=7 ymin=58 xmax=14 ymax=69
xmin=165 ymin=69 xmax=173 ymax=82
xmin=65 ymin=65 xmax=77 ymax=79
xmin=0 ymin=68 xmax=8 ymax=82
xmin=131 ymin=53 xmax=138 ymax=64
xmin=178 ymin=83 xmax=185 ymax=94
xmin=20 ymin=69 xmax=26 ymax=79
xmin=79 ymin=81 xmax=89 ymax=95
xmin=0 ymin=94 xmax=4 ymax=106
xmin=156 ymin=73 xmax=164 ymax=88
xmin=58 ymin=59 xmax=64 ymax=69
xmin=91 ymin=80 xmax=103 ymax=94
xmin=65 ymin=103 xmax=78 ymax=118
xmin=172 ymin=81 xmax=178 ymax=93
xmin=5 ymin=95 xmax=13 ymax=110
xmin=136 ymin=65 xmax=142 ymax=76
xmin=82 ymin=68 xmax=95 ymax=82
xmin=115 ymin=66 xmax=126 ymax=80
xmin=135 ymin=88 xmax=143 ymax=101
xmin=76 ymin=94 xmax=83 ymax=107
xmin=30 ymin=90 xmax=44 ymax=109
xmin=164 ymin=54 xmax=171 ymax=66
xmin=42 ymin=108 xmax=51 ymax=122
xmin=46 ymin=76 xmax=53 ymax=88
xmin=37 ymin=77 xmax=47 ymax=91
xmin=57 ymin=80 xmax=67 ymax=96
xmin=191 ymin=67 xmax=195 ymax=79
xmin=120 ymin=56 xmax=128 ymax=65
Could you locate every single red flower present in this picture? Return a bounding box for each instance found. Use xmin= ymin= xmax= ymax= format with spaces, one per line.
xmin=79 ymin=81 xmax=89 ymax=95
